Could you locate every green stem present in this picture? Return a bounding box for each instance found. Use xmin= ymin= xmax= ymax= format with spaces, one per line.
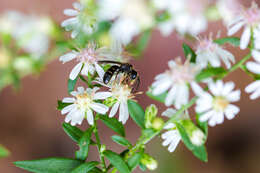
xmin=93 ymin=119 xmax=106 ymax=172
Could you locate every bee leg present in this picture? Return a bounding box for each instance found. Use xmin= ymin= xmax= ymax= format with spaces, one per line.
xmin=131 ymin=76 xmax=140 ymax=93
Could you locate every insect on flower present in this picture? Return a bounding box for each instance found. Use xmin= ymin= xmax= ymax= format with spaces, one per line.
xmin=98 ymin=60 xmax=140 ymax=92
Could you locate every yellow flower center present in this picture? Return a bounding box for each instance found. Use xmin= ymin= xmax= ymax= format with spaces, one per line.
xmin=75 ymin=93 xmax=92 ymax=111
xmin=213 ymin=96 xmax=229 ymax=112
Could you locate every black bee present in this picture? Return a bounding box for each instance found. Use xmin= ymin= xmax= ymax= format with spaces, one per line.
xmin=98 ymin=60 xmax=140 ymax=91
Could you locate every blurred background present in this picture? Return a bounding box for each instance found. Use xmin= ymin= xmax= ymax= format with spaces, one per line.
xmin=1 ymin=0 xmax=260 ymax=172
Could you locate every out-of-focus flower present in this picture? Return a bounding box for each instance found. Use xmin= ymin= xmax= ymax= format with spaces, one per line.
xmin=61 ymin=87 xmax=110 ymax=126
xmin=216 ymin=0 xmax=242 ymax=25
xmin=195 ymin=35 xmax=235 ymax=69
xmin=161 ymin=108 xmax=188 ymax=152
xmin=153 ymin=0 xmax=208 ymax=36
xmin=152 ymin=58 xmax=199 ymax=109
xmin=193 ymin=80 xmax=240 ymax=126
xmin=140 ymin=154 xmax=158 ymax=171
xmin=0 ymin=11 xmax=54 ymax=58
xmin=59 ymin=43 xmax=104 ymax=80
xmin=98 ymin=0 xmax=154 ymax=45
xmin=227 ymin=2 xmax=260 ymax=49
xmin=245 ymin=50 xmax=260 ymax=99
xmin=61 ymin=1 xmax=96 ymax=38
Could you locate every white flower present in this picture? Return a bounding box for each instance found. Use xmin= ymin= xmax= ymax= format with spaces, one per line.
xmin=227 ymin=2 xmax=260 ymax=49
xmin=245 ymin=49 xmax=260 ymax=99
xmin=59 ymin=43 xmax=104 ymax=80
xmin=98 ymin=0 xmax=154 ymax=45
xmin=161 ymin=108 xmax=188 ymax=152
xmin=61 ymin=1 xmax=96 ymax=38
xmin=61 ymin=87 xmax=110 ymax=126
xmin=216 ymin=0 xmax=242 ymax=25
xmin=152 ymin=58 xmax=199 ymax=109
xmin=195 ymin=35 xmax=235 ymax=69
xmin=193 ymin=80 xmax=240 ymax=126
xmin=153 ymin=0 xmax=208 ymax=36
xmin=190 ymin=130 xmax=205 ymax=146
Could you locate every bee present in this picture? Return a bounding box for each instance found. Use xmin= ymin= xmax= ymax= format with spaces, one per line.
xmin=98 ymin=60 xmax=140 ymax=91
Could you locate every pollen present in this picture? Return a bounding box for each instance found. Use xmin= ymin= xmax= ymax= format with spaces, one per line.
xmin=75 ymin=93 xmax=92 ymax=111
xmin=213 ymin=96 xmax=229 ymax=112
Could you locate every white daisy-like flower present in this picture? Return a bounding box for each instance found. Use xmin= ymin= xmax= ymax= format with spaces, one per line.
xmin=152 ymin=58 xmax=199 ymax=109
xmin=161 ymin=108 xmax=188 ymax=152
xmin=61 ymin=86 xmax=110 ymax=126
xmin=245 ymin=49 xmax=260 ymax=99
xmin=193 ymin=80 xmax=241 ymax=126
xmin=153 ymin=0 xmax=208 ymax=36
xmin=61 ymin=1 xmax=96 ymax=38
xmin=195 ymin=35 xmax=235 ymax=69
xmin=227 ymin=2 xmax=260 ymax=49
xmin=59 ymin=43 xmax=104 ymax=80
xmin=216 ymin=0 xmax=242 ymax=25
xmin=98 ymin=0 xmax=154 ymax=45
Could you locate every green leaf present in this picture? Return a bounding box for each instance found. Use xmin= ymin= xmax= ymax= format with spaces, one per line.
xmin=68 ymin=77 xmax=78 ymax=94
xmin=195 ymin=67 xmax=227 ymax=82
xmin=111 ymin=135 xmax=132 ymax=147
xmin=175 ymin=122 xmax=208 ymax=162
xmin=0 ymin=145 xmax=9 ymax=158
xmin=99 ymin=115 xmax=125 ymax=137
xmin=128 ymin=100 xmax=145 ymax=129
xmin=103 ymin=150 xmax=130 ymax=173
xmin=196 ymin=113 xmax=208 ymax=137
xmin=71 ymin=161 xmax=99 ymax=173
xmin=14 ymin=158 xmax=83 ymax=173
xmin=214 ymin=37 xmax=240 ymax=47
xmin=136 ymin=29 xmax=151 ymax=53
xmin=146 ymin=90 xmax=167 ymax=103
xmin=127 ymin=152 xmax=142 ymax=171
xmin=75 ymin=127 xmax=94 ymax=161
xmin=139 ymin=163 xmax=147 ymax=171
xmin=57 ymin=100 xmax=72 ymax=111
xmin=182 ymin=43 xmax=196 ymax=63
xmin=62 ymin=123 xmax=83 ymax=143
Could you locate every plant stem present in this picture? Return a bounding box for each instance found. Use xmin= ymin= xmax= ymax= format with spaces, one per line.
xmin=93 ymin=119 xmax=106 ymax=172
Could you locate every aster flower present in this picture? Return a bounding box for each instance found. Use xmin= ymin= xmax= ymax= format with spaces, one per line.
xmin=195 ymin=35 xmax=235 ymax=69
xmin=61 ymin=1 xmax=96 ymax=38
xmin=153 ymin=0 xmax=208 ymax=36
xmin=193 ymin=80 xmax=241 ymax=126
xmin=161 ymin=108 xmax=188 ymax=152
xmin=98 ymin=0 xmax=154 ymax=45
xmin=61 ymin=87 xmax=110 ymax=126
xmin=59 ymin=43 xmax=104 ymax=80
xmin=151 ymin=58 xmax=199 ymax=109
xmin=245 ymin=50 xmax=260 ymax=99
xmin=227 ymin=2 xmax=260 ymax=49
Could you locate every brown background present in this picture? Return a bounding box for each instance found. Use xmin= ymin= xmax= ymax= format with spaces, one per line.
xmin=1 ymin=0 xmax=260 ymax=172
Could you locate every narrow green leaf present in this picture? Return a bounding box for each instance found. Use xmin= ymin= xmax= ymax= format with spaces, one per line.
xmin=175 ymin=122 xmax=208 ymax=162
xmin=128 ymin=100 xmax=145 ymax=129
xmin=99 ymin=115 xmax=125 ymax=137
xmin=68 ymin=77 xmax=78 ymax=94
xmin=196 ymin=113 xmax=208 ymax=137
xmin=146 ymin=90 xmax=167 ymax=103
xmin=0 ymin=145 xmax=9 ymax=158
xmin=182 ymin=43 xmax=196 ymax=63
xmin=103 ymin=150 xmax=130 ymax=173
xmin=136 ymin=29 xmax=151 ymax=53
xmin=195 ymin=67 xmax=227 ymax=82
xmin=214 ymin=37 xmax=240 ymax=47
xmin=63 ymin=123 xmax=83 ymax=143
xmin=127 ymin=152 xmax=142 ymax=171
xmin=14 ymin=158 xmax=83 ymax=173
xmin=75 ymin=127 xmax=94 ymax=161
xmin=111 ymin=135 xmax=132 ymax=147
xmin=57 ymin=100 xmax=72 ymax=111
xmin=71 ymin=161 xmax=99 ymax=173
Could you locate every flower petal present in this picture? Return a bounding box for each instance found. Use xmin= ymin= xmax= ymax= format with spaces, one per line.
xmin=109 ymin=102 xmax=120 ymax=118
xmin=70 ymin=62 xmax=83 ymax=80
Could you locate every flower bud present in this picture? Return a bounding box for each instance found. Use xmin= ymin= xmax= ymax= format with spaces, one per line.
xmin=13 ymin=56 xmax=32 ymax=74
xmin=100 ymin=145 xmax=106 ymax=153
xmin=145 ymin=104 xmax=158 ymax=128
xmin=140 ymin=154 xmax=158 ymax=171
xmin=179 ymin=120 xmax=206 ymax=146
xmin=151 ymin=117 xmax=164 ymax=130
xmin=0 ymin=49 xmax=10 ymax=68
